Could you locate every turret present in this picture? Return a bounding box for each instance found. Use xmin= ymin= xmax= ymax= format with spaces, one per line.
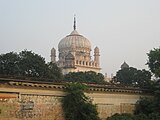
xmin=121 ymin=61 xmax=129 ymax=69
xmin=51 ymin=47 xmax=56 ymax=63
xmin=94 ymin=46 xmax=100 ymax=67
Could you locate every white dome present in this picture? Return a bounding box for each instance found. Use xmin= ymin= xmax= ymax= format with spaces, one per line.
xmin=58 ymin=30 xmax=91 ymax=52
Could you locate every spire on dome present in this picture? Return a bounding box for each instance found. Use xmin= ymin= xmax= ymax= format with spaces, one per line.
xmin=73 ymin=14 xmax=76 ymax=30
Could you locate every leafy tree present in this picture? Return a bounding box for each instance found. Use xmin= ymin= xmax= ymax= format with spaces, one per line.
xmin=114 ymin=67 xmax=137 ymax=85
xmin=0 ymin=52 xmax=20 ymax=75
xmin=151 ymin=81 xmax=160 ymax=113
xmin=47 ymin=62 xmax=63 ymax=80
xmin=114 ymin=67 xmax=151 ymax=87
xmin=18 ymin=50 xmax=48 ymax=78
xmin=133 ymin=114 xmax=148 ymax=120
xmin=135 ymin=69 xmax=152 ymax=87
xmin=134 ymin=83 xmax=160 ymax=119
xmin=135 ymin=97 xmax=155 ymax=115
xmin=62 ymin=83 xmax=100 ymax=120
xmin=64 ymin=71 xmax=104 ymax=83
xmin=0 ymin=50 xmax=63 ymax=80
xmin=147 ymin=48 xmax=160 ymax=78
xmin=107 ymin=113 xmax=133 ymax=120
xmin=148 ymin=113 xmax=160 ymax=120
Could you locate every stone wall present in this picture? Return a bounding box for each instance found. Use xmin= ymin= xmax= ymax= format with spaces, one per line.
xmin=0 ymin=80 xmax=152 ymax=120
xmin=0 ymin=93 xmax=64 ymax=120
xmin=88 ymin=92 xmax=139 ymax=119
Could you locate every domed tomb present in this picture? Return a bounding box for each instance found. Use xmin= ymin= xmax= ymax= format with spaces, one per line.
xmin=51 ymin=16 xmax=101 ymax=74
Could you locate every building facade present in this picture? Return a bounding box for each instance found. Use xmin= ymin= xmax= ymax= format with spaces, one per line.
xmin=51 ymin=17 xmax=101 ymax=74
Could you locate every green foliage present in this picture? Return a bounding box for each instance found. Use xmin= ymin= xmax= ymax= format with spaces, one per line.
xmin=108 ymin=113 xmax=160 ymax=120
xmin=147 ymin=48 xmax=160 ymax=78
xmin=114 ymin=67 xmax=151 ymax=87
xmin=133 ymin=114 xmax=148 ymax=120
xmin=135 ymin=97 xmax=155 ymax=115
xmin=148 ymin=113 xmax=160 ymax=120
xmin=0 ymin=50 xmax=63 ymax=80
xmin=0 ymin=52 xmax=20 ymax=75
xmin=47 ymin=62 xmax=63 ymax=80
xmin=62 ymin=83 xmax=100 ymax=120
xmin=107 ymin=113 xmax=133 ymax=120
xmin=18 ymin=50 xmax=48 ymax=78
xmin=134 ymin=82 xmax=160 ymax=119
xmin=64 ymin=71 xmax=105 ymax=83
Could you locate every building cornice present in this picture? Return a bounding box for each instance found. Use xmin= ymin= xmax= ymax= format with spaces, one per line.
xmin=0 ymin=77 xmax=152 ymax=95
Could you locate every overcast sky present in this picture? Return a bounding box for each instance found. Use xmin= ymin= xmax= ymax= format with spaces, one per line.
xmin=0 ymin=0 xmax=160 ymax=76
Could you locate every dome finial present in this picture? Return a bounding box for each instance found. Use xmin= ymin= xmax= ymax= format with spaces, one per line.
xmin=73 ymin=14 xmax=76 ymax=30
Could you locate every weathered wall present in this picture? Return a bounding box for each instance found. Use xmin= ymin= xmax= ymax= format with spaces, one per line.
xmin=0 ymin=87 xmax=65 ymax=120
xmin=0 ymin=80 xmax=151 ymax=120
xmin=88 ymin=92 xmax=140 ymax=119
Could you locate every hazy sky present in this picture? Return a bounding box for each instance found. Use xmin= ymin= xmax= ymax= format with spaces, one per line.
xmin=0 ymin=0 xmax=160 ymax=76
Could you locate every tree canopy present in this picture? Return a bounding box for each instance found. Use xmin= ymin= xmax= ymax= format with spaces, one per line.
xmin=0 ymin=50 xmax=63 ymax=80
xmin=113 ymin=67 xmax=152 ymax=87
xmin=62 ymin=83 xmax=100 ymax=120
xmin=18 ymin=50 xmax=48 ymax=78
xmin=0 ymin=52 xmax=20 ymax=75
xmin=147 ymin=48 xmax=160 ymax=78
xmin=64 ymin=71 xmax=105 ymax=83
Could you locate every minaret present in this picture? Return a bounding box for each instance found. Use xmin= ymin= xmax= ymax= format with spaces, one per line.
xmin=51 ymin=47 xmax=56 ymax=63
xmin=94 ymin=46 xmax=100 ymax=67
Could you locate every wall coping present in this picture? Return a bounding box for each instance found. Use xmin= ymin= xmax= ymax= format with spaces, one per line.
xmin=0 ymin=77 xmax=152 ymax=95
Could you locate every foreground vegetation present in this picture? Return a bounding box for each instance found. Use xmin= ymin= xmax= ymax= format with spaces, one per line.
xmin=62 ymin=83 xmax=100 ymax=120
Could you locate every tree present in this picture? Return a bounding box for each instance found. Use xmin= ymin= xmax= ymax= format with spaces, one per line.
xmin=134 ymin=82 xmax=160 ymax=119
xmin=114 ymin=67 xmax=151 ymax=87
xmin=147 ymin=48 xmax=160 ymax=78
xmin=0 ymin=50 xmax=63 ymax=81
xmin=133 ymin=114 xmax=148 ymax=120
xmin=107 ymin=113 xmax=133 ymax=120
xmin=135 ymin=97 xmax=155 ymax=115
xmin=18 ymin=50 xmax=48 ymax=78
xmin=62 ymin=83 xmax=100 ymax=120
xmin=134 ymin=97 xmax=160 ymax=120
xmin=134 ymin=69 xmax=152 ymax=87
xmin=0 ymin=52 xmax=20 ymax=75
xmin=64 ymin=71 xmax=104 ymax=83
xmin=47 ymin=62 xmax=63 ymax=80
